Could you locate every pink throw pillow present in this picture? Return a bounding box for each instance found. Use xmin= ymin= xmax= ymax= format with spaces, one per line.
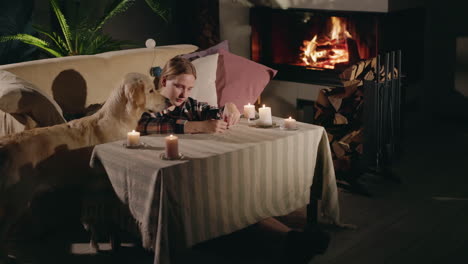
xmin=216 ymin=49 xmax=277 ymax=111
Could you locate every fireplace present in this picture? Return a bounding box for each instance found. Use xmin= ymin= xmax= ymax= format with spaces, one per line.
xmin=250 ymin=7 xmax=424 ymax=86
xmin=239 ymin=4 xmax=425 ymax=193
xmin=251 ymin=8 xmax=380 ymax=85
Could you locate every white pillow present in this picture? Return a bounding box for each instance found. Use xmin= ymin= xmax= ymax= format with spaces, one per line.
xmin=191 ymin=53 xmax=219 ymax=107
xmin=0 ymin=70 xmax=66 ymax=129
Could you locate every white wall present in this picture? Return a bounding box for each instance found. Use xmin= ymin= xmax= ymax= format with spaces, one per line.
xmin=219 ymin=0 xmax=252 ymax=58
xmin=261 ymin=80 xmax=324 ymax=118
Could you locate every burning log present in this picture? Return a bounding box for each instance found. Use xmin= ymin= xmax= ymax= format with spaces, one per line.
xmin=300 ymin=16 xmax=361 ymax=69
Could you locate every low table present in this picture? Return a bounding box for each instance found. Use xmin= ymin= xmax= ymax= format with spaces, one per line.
xmin=89 ymin=117 xmax=341 ymax=264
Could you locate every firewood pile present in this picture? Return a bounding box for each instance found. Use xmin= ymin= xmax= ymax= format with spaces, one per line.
xmin=313 ymin=57 xmax=399 ymax=184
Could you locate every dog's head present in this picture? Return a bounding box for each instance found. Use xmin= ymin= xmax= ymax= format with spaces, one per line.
xmin=122 ymin=73 xmax=165 ymax=115
xmin=143 ymin=76 xmax=165 ymax=113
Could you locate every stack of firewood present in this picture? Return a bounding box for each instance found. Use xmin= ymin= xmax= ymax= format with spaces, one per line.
xmin=313 ymin=58 xmax=377 ymax=178
xmin=314 ymin=57 xmax=400 ymax=185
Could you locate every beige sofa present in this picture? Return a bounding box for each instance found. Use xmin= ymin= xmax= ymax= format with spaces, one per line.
xmin=0 ymin=44 xmax=199 ymax=244
xmin=0 ymin=44 xmax=198 ymax=136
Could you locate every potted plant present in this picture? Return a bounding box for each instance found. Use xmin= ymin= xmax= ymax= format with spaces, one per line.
xmin=0 ymin=0 xmax=169 ymax=57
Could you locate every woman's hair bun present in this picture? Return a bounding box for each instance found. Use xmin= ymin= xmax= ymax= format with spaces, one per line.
xmin=150 ymin=66 xmax=163 ymax=77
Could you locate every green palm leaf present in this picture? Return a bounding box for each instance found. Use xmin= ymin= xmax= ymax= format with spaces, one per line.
xmin=50 ymin=0 xmax=73 ymax=53
xmin=93 ymin=0 xmax=135 ymax=32
xmin=0 ymin=0 xmax=170 ymax=59
xmin=0 ymin=34 xmax=63 ymax=57
xmin=32 ymin=24 xmax=66 ymax=53
xmin=51 ymin=32 xmax=70 ymax=55
xmin=144 ymin=0 xmax=170 ymax=22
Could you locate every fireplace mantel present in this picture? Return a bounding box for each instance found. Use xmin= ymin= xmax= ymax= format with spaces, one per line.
xmin=233 ymin=0 xmax=424 ymax=13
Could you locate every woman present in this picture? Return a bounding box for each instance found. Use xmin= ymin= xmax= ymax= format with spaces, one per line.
xmin=137 ymin=56 xmax=329 ymax=263
xmin=136 ymin=56 xmax=240 ymax=134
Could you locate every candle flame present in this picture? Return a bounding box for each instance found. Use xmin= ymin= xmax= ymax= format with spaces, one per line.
xmin=289 ymin=116 xmax=292 ymax=119
xmin=170 ymin=134 xmax=173 ymax=137
xmin=132 ymin=130 xmax=135 ymax=132
xmin=262 ymin=104 xmax=265 ymax=108
xmin=248 ymin=103 xmax=251 ymax=106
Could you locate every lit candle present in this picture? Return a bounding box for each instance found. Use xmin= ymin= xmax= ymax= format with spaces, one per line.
xmin=243 ymin=103 xmax=256 ymax=119
xmin=127 ymin=130 xmax=140 ymax=146
xmin=258 ymin=104 xmax=272 ymax=126
xmin=283 ymin=116 xmax=297 ymax=129
xmin=165 ymin=134 xmax=179 ymax=159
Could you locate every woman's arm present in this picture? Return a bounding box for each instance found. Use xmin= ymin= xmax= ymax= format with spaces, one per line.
xmin=137 ymin=99 xmax=235 ymax=134
xmin=184 ymin=120 xmax=228 ymax=133
xmin=136 ymin=112 xmax=184 ymax=134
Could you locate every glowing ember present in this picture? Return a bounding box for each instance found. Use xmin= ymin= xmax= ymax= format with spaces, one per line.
xmin=300 ymin=16 xmax=353 ymax=69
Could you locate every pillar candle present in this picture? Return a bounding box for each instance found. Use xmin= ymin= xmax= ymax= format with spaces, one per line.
xmin=243 ymin=103 xmax=256 ymax=119
xmin=283 ymin=116 xmax=297 ymax=129
xmin=258 ymin=104 xmax=272 ymax=126
xmin=127 ymin=130 xmax=140 ymax=146
xmin=165 ymin=134 xmax=179 ymax=159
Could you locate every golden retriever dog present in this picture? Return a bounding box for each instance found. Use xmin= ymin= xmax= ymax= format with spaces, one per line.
xmin=0 ymin=72 xmax=165 ymax=252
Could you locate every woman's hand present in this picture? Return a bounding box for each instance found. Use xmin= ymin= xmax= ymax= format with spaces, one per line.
xmin=204 ymin=120 xmax=228 ymax=133
xmin=222 ymin=103 xmax=241 ymax=127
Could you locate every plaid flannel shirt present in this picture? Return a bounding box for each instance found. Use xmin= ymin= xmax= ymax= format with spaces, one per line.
xmin=136 ymin=97 xmax=222 ymax=134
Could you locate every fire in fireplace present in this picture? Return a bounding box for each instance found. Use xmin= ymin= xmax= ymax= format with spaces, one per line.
xmin=300 ymin=16 xmax=360 ymax=70
xmin=251 ymin=7 xmax=379 ymax=85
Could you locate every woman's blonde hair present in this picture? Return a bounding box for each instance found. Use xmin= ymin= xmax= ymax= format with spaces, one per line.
xmin=154 ymin=56 xmax=197 ymax=90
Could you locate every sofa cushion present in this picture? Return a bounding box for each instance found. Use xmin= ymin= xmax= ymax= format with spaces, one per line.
xmin=216 ymin=49 xmax=277 ymax=111
xmin=191 ymin=53 xmax=219 ymax=107
xmin=179 ymin=40 xmax=229 ymax=61
xmin=0 ymin=70 xmax=66 ymax=129
xmin=179 ymin=41 xmax=229 ymax=107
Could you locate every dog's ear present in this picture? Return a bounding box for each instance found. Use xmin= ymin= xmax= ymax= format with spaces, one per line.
xmin=124 ymin=80 xmax=145 ymax=114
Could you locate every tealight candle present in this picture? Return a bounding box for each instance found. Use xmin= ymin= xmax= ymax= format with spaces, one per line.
xmin=283 ymin=116 xmax=297 ymax=129
xmin=165 ymin=134 xmax=179 ymax=159
xmin=127 ymin=130 xmax=140 ymax=146
xmin=243 ymin=103 xmax=256 ymax=119
xmin=258 ymin=104 xmax=272 ymax=126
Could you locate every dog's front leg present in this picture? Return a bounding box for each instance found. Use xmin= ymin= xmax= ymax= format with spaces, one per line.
xmin=0 ymin=174 xmax=46 ymax=243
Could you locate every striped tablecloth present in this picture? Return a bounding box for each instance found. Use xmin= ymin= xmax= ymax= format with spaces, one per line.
xmin=90 ymin=117 xmax=340 ymax=264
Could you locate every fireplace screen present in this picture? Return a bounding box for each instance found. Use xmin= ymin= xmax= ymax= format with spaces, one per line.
xmin=251 ymin=8 xmax=380 ymax=83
